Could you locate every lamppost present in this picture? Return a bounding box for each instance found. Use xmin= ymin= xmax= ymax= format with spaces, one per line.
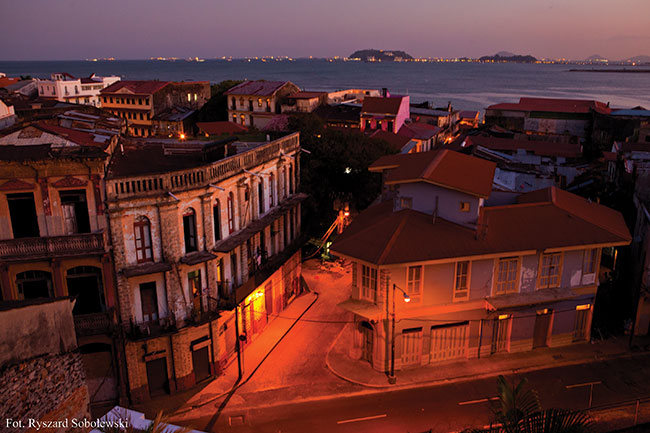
xmin=389 ymin=283 xmax=410 ymax=384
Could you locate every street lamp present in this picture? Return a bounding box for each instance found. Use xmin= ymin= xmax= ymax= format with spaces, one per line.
xmin=389 ymin=283 xmax=410 ymax=384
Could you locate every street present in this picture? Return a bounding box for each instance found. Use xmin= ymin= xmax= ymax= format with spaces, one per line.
xmin=180 ymin=353 xmax=650 ymax=433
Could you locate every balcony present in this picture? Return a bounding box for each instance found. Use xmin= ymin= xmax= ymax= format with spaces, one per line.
xmin=74 ymin=308 xmax=116 ymax=336
xmin=0 ymin=230 xmax=107 ymax=261
xmin=126 ymin=316 xmax=177 ymax=341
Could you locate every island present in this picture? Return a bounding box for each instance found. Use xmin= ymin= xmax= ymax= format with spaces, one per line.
xmin=479 ymin=52 xmax=537 ymax=63
xmin=348 ymin=49 xmax=414 ymax=62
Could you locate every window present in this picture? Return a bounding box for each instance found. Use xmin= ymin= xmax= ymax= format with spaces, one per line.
xmin=232 ymin=114 xmax=237 ymax=123
xmin=268 ymin=174 xmax=275 ymax=207
xmin=240 ymin=114 xmax=245 ymax=125
xmin=187 ymin=93 xmax=191 ymax=102
xmin=460 ymin=202 xmax=470 ymax=212
xmin=288 ymin=166 xmax=294 ymax=195
xmin=258 ymin=180 xmax=265 ymax=214
xmin=407 ymin=266 xmax=422 ymax=297
xmin=583 ymin=249 xmax=597 ymax=275
xmin=7 ymin=192 xmax=40 ymax=238
xmin=213 ymin=200 xmax=221 ymax=242
xmin=16 ymin=271 xmax=53 ymax=300
xmin=495 ymin=257 xmax=519 ymax=294
xmin=194 ymin=93 xmax=197 ymax=101
xmin=138 ymin=98 xmax=142 ymax=105
xmin=227 ymin=192 xmax=235 ymax=233
xmin=361 ymin=264 xmax=377 ymax=301
xmin=539 ymin=253 xmax=562 ymax=288
xmin=140 ymin=282 xmax=158 ymax=322
xmin=134 ymin=216 xmax=153 ymax=262
xmin=399 ymin=197 xmax=413 ymax=209
xmin=183 ymin=208 xmax=197 ymax=253
xmin=188 ymin=270 xmax=202 ymax=313
xmin=258 ymin=98 xmax=263 ymax=107
xmin=454 ymin=261 xmax=469 ymax=300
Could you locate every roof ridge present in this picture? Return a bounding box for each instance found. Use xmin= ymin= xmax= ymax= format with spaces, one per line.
xmin=377 ymin=212 xmax=409 ymax=265
xmin=421 ymin=149 xmax=445 ymax=178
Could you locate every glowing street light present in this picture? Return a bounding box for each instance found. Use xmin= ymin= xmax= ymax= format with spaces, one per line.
xmin=389 ymin=284 xmax=410 ymax=383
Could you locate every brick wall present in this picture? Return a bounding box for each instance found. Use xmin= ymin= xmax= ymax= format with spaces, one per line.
xmin=0 ymin=352 xmax=90 ymax=433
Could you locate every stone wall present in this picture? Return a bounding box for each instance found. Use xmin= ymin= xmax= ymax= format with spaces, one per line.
xmin=0 ymin=351 xmax=90 ymax=433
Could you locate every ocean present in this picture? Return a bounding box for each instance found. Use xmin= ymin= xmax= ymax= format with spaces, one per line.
xmin=1 ymin=59 xmax=649 ymax=113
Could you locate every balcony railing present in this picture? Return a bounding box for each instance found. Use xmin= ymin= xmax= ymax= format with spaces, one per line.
xmin=126 ymin=316 xmax=177 ymax=340
xmin=106 ymin=132 xmax=300 ymax=201
xmin=74 ymin=309 xmax=115 ymax=336
xmin=0 ymin=230 xmax=107 ymax=260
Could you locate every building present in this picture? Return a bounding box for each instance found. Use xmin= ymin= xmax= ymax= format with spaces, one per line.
xmin=360 ymin=95 xmax=410 ymax=133
xmin=37 ymin=72 xmax=120 ymax=107
xmin=0 ymin=122 xmax=123 ymax=410
xmin=459 ymin=110 xmax=480 ymax=128
xmin=100 ymin=80 xmax=210 ymax=138
xmin=196 ymin=121 xmax=248 ymax=138
xmin=281 ymin=91 xmax=328 ymax=113
xmin=397 ymin=122 xmax=442 ymax=152
xmin=225 ymin=80 xmax=300 ymax=129
xmin=0 ymin=99 xmax=16 ymax=130
xmin=369 ymin=130 xmax=417 ymax=154
xmin=314 ymin=103 xmax=362 ymax=130
xmin=152 ymin=106 xmax=197 ymax=138
xmin=485 ymin=97 xmax=611 ymax=142
xmin=331 ymin=150 xmax=630 ymax=373
xmin=0 ymin=298 xmax=91 ymax=430
xmin=104 ymin=133 xmax=305 ymax=402
xmin=326 ymin=89 xmax=381 ymax=104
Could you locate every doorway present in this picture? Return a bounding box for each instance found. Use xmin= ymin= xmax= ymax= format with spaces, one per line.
xmin=146 ymin=358 xmax=169 ymax=396
xmin=66 ymin=266 xmax=105 ymax=315
xmin=360 ymin=321 xmax=374 ymax=364
xmin=192 ymin=346 xmax=211 ymax=383
xmin=7 ymin=192 xmax=40 ymax=238
xmin=533 ymin=309 xmax=553 ymax=348
xmin=59 ymin=189 xmax=91 ymax=234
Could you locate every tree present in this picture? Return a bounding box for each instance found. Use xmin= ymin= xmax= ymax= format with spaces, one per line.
xmin=196 ymin=80 xmax=243 ymax=122
xmin=287 ymin=113 xmax=397 ymax=238
xmin=466 ymin=376 xmax=593 ymax=433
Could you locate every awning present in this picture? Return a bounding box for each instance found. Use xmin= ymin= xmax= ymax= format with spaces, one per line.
xmin=122 ymin=261 xmax=172 ymax=278
xmin=214 ymin=193 xmax=308 ymax=253
xmin=180 ymin=250 xmax=217 ymax=265
xmin=338 ymin=298 xmax=385 ymax=321
xmin=486 ymin=287 xmax=579 ymax=311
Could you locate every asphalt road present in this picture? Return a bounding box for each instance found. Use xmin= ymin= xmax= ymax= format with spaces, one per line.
xmin=181 ymin=353 xmax=650 ymax=433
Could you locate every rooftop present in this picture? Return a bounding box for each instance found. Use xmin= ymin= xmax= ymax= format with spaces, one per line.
xmin=487 ymin=97 xmax=611 ymax=115
xmin=287 ymin=91 xmax=327 ymax=99
xmin=465 ymin=135 xmax=583 ymax=158
xmin=331 ymin=186 xmax=630 ymax=265
xmin=101 ymin=80 xmax=170 ymax=95
xmin=398 ymin=122 xmax=442 ymax=140
xmin=224 ymin=80 xmax=295 ymax=96
xmin=369 ymin=149 xmax=496 ymax=198
xmin=361 ymin=96 xmax=405 ymax=115
xmin=369 ymin=130 xmax=413 ymax=152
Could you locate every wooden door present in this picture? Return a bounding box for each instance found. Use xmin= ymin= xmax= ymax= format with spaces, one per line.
xmin=192 ymin=347 xmax=211 ymax=383
xmin=430 ymin=323 xmax=468 ymax=362
xmin=400 ymin=328 xmax=423 ymax=367
xmin=360 ymin=322 xmax=373 ymax=363
xmin=492 ymin=318 xmax=511 ymax=354
xmin=146 ymin=358 xmax=169 ymax=396
xmin=533 ymin=310 xmax=553 ymax=348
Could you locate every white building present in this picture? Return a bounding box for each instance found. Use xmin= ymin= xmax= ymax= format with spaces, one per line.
xmin=37 ymin=72 xmax=120 ymax=107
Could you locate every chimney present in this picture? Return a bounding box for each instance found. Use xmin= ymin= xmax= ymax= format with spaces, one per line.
xmin=447 ymin=101 xmax=452 ymax=112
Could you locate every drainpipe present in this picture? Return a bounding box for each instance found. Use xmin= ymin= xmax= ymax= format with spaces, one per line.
xmin=168 ymin=333 xmax=178 ymax=393
xmin=234 ymin=305 xmax=243 ymax=381
xmin=477 ymin=319 xmax=484 ymax=359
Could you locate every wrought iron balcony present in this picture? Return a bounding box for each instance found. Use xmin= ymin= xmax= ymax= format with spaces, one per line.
xmin=126 ymin=316 xmax=177 ymax=341
xmin=0 ymin=230 xmax=107 ymax=261
xmin=74 ymin=308 xmax=116 ymax=336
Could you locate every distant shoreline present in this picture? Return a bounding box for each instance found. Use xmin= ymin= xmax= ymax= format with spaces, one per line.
xmin=569 ymin=68 xmax=650 ymax=73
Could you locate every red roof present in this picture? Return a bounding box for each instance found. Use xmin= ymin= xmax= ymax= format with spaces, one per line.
xmin=288 ymin=91 xmax=327 ymax=99
xmin=101 ymin=80 xmax=170 ymax=95
xmin=466 ymin=136 xmax=583 ymax=158
xmin=369 ymin=130 xmax=412 ymax=152
xmin=487 ymin=97 xmax=611 ymax=115
xmin=197 ymin=121 xmax=248 ymax=135
xmin=398 ymin=123 xmax=442 ymax=140
xmin=370 ymin=150 xmax=496 ymax=198
xmin=224 ymin=80 xmax=295 ymax=96
xmin=34 ymin=122 xmax=107 ymax=148
xmin=0 ymin=77 xmax=21 ymax=88
xmin=331 ymin=187 xmax=630 ymax=265
xmin=361 ymin=96 xmax=405 ymax=115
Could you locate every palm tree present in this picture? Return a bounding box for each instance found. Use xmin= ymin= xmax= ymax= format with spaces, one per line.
xmin=467 ymin=375 xmax=593 ymax=433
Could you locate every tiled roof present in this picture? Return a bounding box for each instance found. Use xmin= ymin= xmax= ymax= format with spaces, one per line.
xmin=487 ymin=97 xmax=611 ymax=114
xmin=0 ymin=77 xmax=20 ymax=88
xmin=100 ymin=80 xmax=170 ymax=95
xmin=466 ymin=136 xmax=583 ymax=158
xmin=369 ymin=150 xmax=496 ymax=198
xmin=398 ymin=123 xmax=441 ymax=140
xmin=361 ymin=96 xmax=404 ymax=115
xmin=224 ymin=80 xmax=293 ymax=96
xmin=331 ymin=187 xmax=630 ymax=265
xmin=197 ymin=121 xmax=248 ymax=135
xmin=369 ymin=130 xmax=412 ymax=152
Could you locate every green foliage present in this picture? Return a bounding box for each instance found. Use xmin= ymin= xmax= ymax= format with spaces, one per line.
xmin=465 ymin=376 xmax=593 ymax=433
xmin=288 ymin=113 xmax=397 ymax=237
xmin=196 ymin=80 xmax=243 ymax=122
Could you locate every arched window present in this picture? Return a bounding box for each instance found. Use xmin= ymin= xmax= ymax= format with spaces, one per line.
xmin=183 ymin=208 xmax=197 ymax=253
xmin=213 ymin=200 xmax=221 ymax=242
xmin=134 ymin=216 xmax=153 ymax=263
xmin=227 ymin=193 xmax=235 ymax=234
xmin=16 ymin=270 xmax=53 ymax=300
xmin=258 ymin=179 xmax=265 ymax=215
xmin=268 ymin=173 xmax=275 ymax=207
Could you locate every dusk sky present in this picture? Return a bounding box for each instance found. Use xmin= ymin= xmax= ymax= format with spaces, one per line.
xmin=1 ymin=0 xmax=649 ymax=61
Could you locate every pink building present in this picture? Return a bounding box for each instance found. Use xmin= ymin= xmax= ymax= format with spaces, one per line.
xmin=360 ymin=95 xmax=410 ymax=133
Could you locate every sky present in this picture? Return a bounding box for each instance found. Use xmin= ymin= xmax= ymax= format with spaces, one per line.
xmin=1 ymin=0 xmax=649 ymax=61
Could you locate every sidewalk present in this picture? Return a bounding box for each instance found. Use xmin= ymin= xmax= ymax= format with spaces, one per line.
xmin=133 ymin=290 xmax=318 ymax=419
xmin=327 ymin=324 xmax=645 ymax=389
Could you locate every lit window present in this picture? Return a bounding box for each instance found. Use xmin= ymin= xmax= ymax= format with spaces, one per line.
xmin=454 ymin=261 xmax=469 ymax=299
xmin=407 ymin=265 xmax=422 ymax=297
xmin=361 ymin=265 xmax=377 ymax=301
xmin=495 ymin=257 xmax=519 ymax=294
xmin=194 ymin=93 xmax=197 ymax=101
xmin=460 ymin=202 xmax=470 ymax=212
xmin=400 ymin=197 xmax=412 ymax=209
xmin=539 ymin=253 xmax=562 ymax=288
xmin=187 ymin=93 xmax=191 ymax=102
xmin=258 ymin=98 xmax=263 ymax=107
xmin=583 ymin=249 xmax=597 ymax=274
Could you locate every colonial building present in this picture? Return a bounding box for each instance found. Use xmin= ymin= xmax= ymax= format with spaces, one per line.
xmin=225 ymin=80 xmax=300 ymax=129
xmin=100 ymin=81 xmax=210 ymax=138
xmin=360 ymin=95 xmax=410 ymax=133
xmin=0 ymin=122 xmax=123 ymax=410
xmin=37 ymin=72 xmax=120 ymax=107
xmin=281 ymin=91 xmax=328 ymax=113
xmin=105 ymin=133 xmax=304 ymax=402
xmin=331 ymin=149 xmax=630 ymax=373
